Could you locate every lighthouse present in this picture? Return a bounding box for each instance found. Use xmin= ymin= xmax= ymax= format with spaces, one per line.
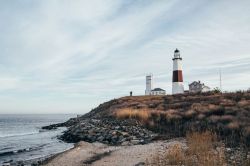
xmin=172 ymin=49 xmax=184 ymax=94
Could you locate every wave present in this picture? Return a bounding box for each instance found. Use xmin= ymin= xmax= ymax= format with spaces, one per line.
xmin=0 ymin=126 xmax=66 ymax=139
xmin=0 ymin=131 xmax=40 ymax=138
xmin=0 ymin=144 xmax=48 ymax=157
xmin=0 ymin=147 xmax=13 ymax=151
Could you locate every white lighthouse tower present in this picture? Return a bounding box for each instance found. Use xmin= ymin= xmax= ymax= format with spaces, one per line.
xmin=145 ymin=74 xmax=152 ymax=95
xmin=172 ymin=49 xmax=184 ymax=94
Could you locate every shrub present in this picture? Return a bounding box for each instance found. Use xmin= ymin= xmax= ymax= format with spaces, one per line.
xmin=149 ymin=143 xmax=185 ymax=166
xmin=197 ymin=113 xmax=206 ymax=120
xmin=220 ymin=99 xmax=235 ymax=106
xmin=226 ymin=121 xmax=239 ymax=130
xmin=184 ymin=109 xmax=197 ymax=118
xmin=208 ymin=104 xmax=220 ymax=110
xmin=148 ymin=131 xmax=226 ymax=166
xmin=238 ymin=100 xmax=250 ymax=107
xmin=209 ymin=115 xmax=221 ymax=123
xmin=186 ymin=131 xmax=226 ymax=166
xmin=166 ymin=144 xmax=185 ymax=165
xmin=186 ymin=131 xmax=216 ymax=155
xmin=219 ymin=115 xmax=234 ymax=123
xmin=213 ymin=87 xmax=222 ymax=93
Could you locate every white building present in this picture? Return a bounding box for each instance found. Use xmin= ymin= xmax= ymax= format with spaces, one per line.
xmin=189 ymin=81 xmax=210 ymax=93
xmin=172 ymin=49 xmax=184 ymax=94
xmin=151 ymin=88 xmax=166 ymax=95
xmin=145 ymin=74 xmax=153 ymax=95
xmin=145 ymin=75 xmax=166 ymax=95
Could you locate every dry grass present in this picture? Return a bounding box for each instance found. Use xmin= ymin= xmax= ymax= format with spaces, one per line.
xmin=219 ymin=115 xmax=235 ymax=123
xmin=185 ymin=131 xmax=226 ymax=166
xmin=115 ymin=108 xmax=183 ymax=123
xmin=115 ymin=108 xmax=151 ymax=122
xmin=226 ymin=121 xmax=240 ymax=130
xmin=186 ymin=131 xmax=216 ymax=155
xmin=184 ymin=109 xmax=197 ymax=118
xmin=90 ymin=91 xmax=250 ymax=147
xmin=148 ymin=131 xmax=226 ymax=166
xmin=209 ymin=115 xmax=221 ymax=123
xmin=197 ymin=113 xmax=206 ymax=120
xmin=165 ymin=144 xmax=185 ymax=165
xmin=238 ymin=100 xmax=250 ymax=107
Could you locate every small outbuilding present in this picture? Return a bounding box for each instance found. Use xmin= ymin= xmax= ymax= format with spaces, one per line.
xmin=150 ymin=88 xmax=166 ymax=95
xmin=189 ymin=81 xmax=210 ymax=93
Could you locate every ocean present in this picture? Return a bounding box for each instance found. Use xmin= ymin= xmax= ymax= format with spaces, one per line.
xmin=0 ymin=114 xmax=76 ymax=164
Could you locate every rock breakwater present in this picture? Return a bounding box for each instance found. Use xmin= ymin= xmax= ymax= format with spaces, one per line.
xmin=59 ymin=118 xmax=157 ymax=145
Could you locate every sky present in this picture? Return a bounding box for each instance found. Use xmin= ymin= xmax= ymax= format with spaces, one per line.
xmin=0 ymin=0 xmax=250 ymax=114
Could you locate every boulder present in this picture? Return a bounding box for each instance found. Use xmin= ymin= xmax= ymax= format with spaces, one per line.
xmin=97 ymin=136 xmax=104 ymax=142
xmin=131 ymin=139 xmax=140 ymax=145
xmin=57 ymin=118 xmax=157 ymax=145
xmin=121 ymin=141 xmax=130 ymax=146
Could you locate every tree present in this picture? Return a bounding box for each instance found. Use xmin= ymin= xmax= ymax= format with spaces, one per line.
xmin=213 ymin=87 xmax=222 ymax=93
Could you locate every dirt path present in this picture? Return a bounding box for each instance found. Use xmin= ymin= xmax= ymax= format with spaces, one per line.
xmin=43 ymin=138 xmax=186 ymax=166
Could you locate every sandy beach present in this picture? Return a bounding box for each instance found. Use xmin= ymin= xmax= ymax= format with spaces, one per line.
xmin=43 ymin=138 xmax=186 ymax=166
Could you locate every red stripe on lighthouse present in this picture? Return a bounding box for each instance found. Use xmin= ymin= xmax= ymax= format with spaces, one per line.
xmin=172 ymin=70 xmax=183 ymax=82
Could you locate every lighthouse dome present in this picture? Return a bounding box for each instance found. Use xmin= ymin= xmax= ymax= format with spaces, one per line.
xmin=174 ymin=48 xmax=180 ymax=53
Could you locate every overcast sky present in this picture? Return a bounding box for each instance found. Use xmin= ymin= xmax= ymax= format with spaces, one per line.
xmin=0 ymin=0 xmax=250 ymax=114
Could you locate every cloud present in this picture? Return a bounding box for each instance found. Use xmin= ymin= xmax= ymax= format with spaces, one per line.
xmin=0 ymin=0 xmax=250 ymax=113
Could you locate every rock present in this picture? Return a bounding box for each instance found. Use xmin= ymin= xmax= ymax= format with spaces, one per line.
xmin=106 ymin=134 xmax=112 ymax=140
xmin=41 ymin=125 xmax=57 ymax=130
xmin=121 ymin=132 xmax=129 ymax=137
xmin=131 ymin=139 xmax=140 ymax=145
xmin=2 ymin=161 xmax=12 ymax=166
xmin=121 ymin=141 xmax=130 ymax=146
xmin=135 ymin=162 xmax=145 ymax=166
xmin=2 ymin=164 xmax=10 ymax=166
xmin=132 ymin=136 xmax=137 ymax=140
xmin=115 ymin=126 xmax=120 ymax=130
xmin=57 ymin=118 xmax=157 ymax=145
xmin=139 ymin=139 xmax=145 ymax=144
xmin=118 ymin=135 xmax=124 ymax=141
xmin=97 ymin=136 xmax=104 ymax=142
xmin=112 ymin=135 xmax=118 ymax=140
xmin=87 ymin=135 xmax=92 ymax=141
xmin=120 ymin=138 xmax=127 ymax=143
xmin=103 ymin=141 xmax=109 ymax=144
